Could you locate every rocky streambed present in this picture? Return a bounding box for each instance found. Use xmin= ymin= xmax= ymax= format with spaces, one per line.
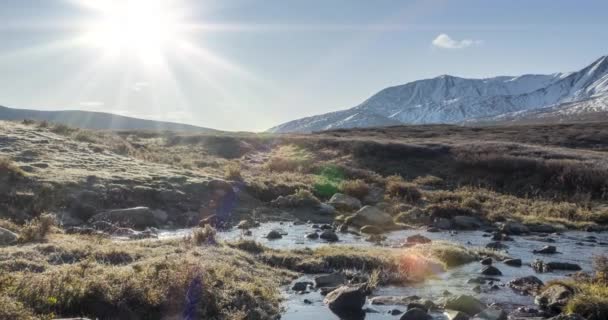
xmin=155 ymin=222 xmax=607 ymax=320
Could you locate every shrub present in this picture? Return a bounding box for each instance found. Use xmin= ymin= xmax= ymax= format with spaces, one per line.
xmin=0 ymin=295 xmax=35 ymax=320
xmin=73 ymin=130 xmax=98 ymax=143
xmin=50 ymin=123 xmax=76 ymax=135
xmin=223 ymin=163 xmax=242 ymax=181
xmin=0 ymin=157 xmax=25 ymax=181
xmin=385 ymin=175 xmax=421 ymax=202
xmin=413 ymin=175 xmax=444 ymax=187
xmin=565 ymin=283 xmax=608 ymax=320
xmin=340 ymin=179 xmax=370 ymax=199
xmin=190 ymin=225 xmax=217 ymax=245
xmin=18 ymin=213 xmax=57 ymax=243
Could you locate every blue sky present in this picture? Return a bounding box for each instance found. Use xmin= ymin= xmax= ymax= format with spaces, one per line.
xmin=0 ymin=0 xmax=607 ymax=131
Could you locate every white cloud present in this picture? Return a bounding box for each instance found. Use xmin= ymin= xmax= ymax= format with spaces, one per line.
xmin=79 ymin=101 xmax=105 ymax=108
xmin=432 ymin=33 xmax=482 ymax=49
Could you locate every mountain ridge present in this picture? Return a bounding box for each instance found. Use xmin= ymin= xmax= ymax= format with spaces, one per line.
xmin=0 ymin=105 xmax=218 ymax=132
xmin=269 ymin=55 xmax=608 ymax=133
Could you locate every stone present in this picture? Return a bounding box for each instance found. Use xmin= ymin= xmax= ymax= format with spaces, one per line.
xmin=89 ymin=207 xmax=159 ymax=230
xmin=535 ymin=284 xmax=574 ymax=313
xmin=444 ymin=309 xmax=470 ymax=320
xmin=508 ymin=276 xmax=544 ymax=295
xmin=318 ymin=203 xmax=337 ymax=215
xmin=435 ymin=218 xmax=452 ymax=229
xmin=0 ymin=227 xmax=18 ymax=245
xmin=545 ymin=262 xmax=581 ymax=271
xmin=390 ymin=309 xmax=404 ymax=315
xmin=481 ymin=265 xmax=502 ymax=276
xmin=474 ymin=307 xmax=507 ymax=320
xmin=328 ymin=193 xmax=362 ymax=211
xmin=452 ymin=216 xmax=483 ymax=230
xmin=399 ymin=308 xmax=432 ymax=320
xmin=504 ymin=258 xmax=522 ymax=267
xmin=266 ymin=230 xmax=282 ymax=239
xmin=349 ymin=205 xmax=394 ymax=227
xmin=526 ymin=223 xmax=558 ymax=233
xmin=324 ymin=285 xmax=366 ymax=317
xmin=407 ymin=234 xmax=432 ymax=244
xmin=500 ymin=221 xmax=529 ymax=235
xmin=360 ymin=225 xmax=384 ymax=234
xmin=444 ymin=295 xmax=486 ymax=316
xmin=407 ymin=302 xmax=428 ymax=312
xmin=319 ymin=230 xmax=339 ymax=242
xmin=305 ymin=232 xmax=319 ymax=239
xmin=292 ymin=281 xmax=312 ymax=291
xmin=480 ymin=258 xmax=493 ymax=265
xmin=236 ymin=219 xmax=256 ymax=229
xmin=314 ymin=273 xmax=346 ymax=288
xmin=533 ymin=245 xmax=557 ymax=254
xmin=486 ymin=242 xmax=509 ymax=250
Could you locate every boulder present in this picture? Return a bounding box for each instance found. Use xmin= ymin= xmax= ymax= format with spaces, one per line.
xmin=266 ymin=230 xmax=283 ymax=239
xmin=89 ymin=207 xmax=159 ymax=230
xmin=320 ymin=230 xmax=339 ymax=242
xmin=360 ymin=225 xmax=384 ymax=235
xmin=324 ymin=285 xmax=366 ymax=317
xmin=407 ymin=234 xmax=432 ymax=244
xmin=318 ymin=203 xmax=336 ymax=215
xmin=504 ymin=258 xmax=522 ymax=267
xmin=328 ymin=193 xmax=362 ymax=211
xmin=474 ymin=307 xmax=507 ymax=320
xmin=480 ymin=258 xmax=493 ymax=265
xmin=435 ymin=218 xmax=452 ymax=230
xmin=349 ymin=205 xmax=394 ymax=227
xmin=444 ymin=309 xmax=470 ymax=320
xmin=0 ymin=227 xmax=18 ymax=245
xmin=452 ymin=216 xmax=483 ymax=230
xmin=546 ymin=262 xmax=581 ymax=271
xmin=399 ymin=308 xmax=432 ymax=320
xmin=533 ymin=245 xmax=557 ymax=254
xmin=481 ymin=265 xmax=502 ymax=276
xmin=306 ymin=232 xmax=319 ymax=239
xmin=508 ymin=276 xmax=544 ymax=295
xmin=444 ymin=295 xmax=486 ymax=316
xmin=485 ymin=242 xmax=509 ymax=250
xmin=500 ymin=221 xmax=529 ymax=235
xmin=292 ymin=281 xmax=312 ymax=291
xmin=526 ymin=223 xmax=558 ymax=233
xmin=314 ymin=273 xmax=346 ymax=288
xmin=535 ymin=284 xmax=574 ymax=313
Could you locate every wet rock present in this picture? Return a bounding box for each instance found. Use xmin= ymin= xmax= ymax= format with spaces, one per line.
xmin=318 ymin=203 xmax=337 ymax=215
xmin=444 ymin=309 xmax=470 ymax=320
xmin=89 ymin=207 xmax=159 ymax=230
xmin=508 ymin=276 xmax=544 ymax=295
xmin=526 ymin=223 xmax=558 ymax=233
xmin=500 ymin=221 xmax=529 ymax=235
xmin=535 ymin=283 xmax=574 ymax=314
xmin=407 ymin=234 xmax=432 ymax=244
xmin=444 ymin=295 xmax=486 ymax=316
xmin=481 ymin=265 xmax=502 ymax=276
xmin=504 ymin=258 xmax=522 ymax=267
xmin=338 ymin=224 xmax=349 ymax=233
xmin=508 ymin=306 xmax=545 ymax=319
xmin=236 ymin=219 xmax=257 ymax=229
xmin=435 ymin=218 xmax=452 ymax=230
xmin=491 ymin=232 xmax=513 ymax=241
xmin=533 ymin=245 xmax=557 ymax=254
xmin=366 ymin=234 xmax=387 ymax=243
xmin=292 ymin=281 xmax=312 ymax=291
xmin=348 ymin=205 xmax=393 ymax=227
xmin=533 ymin=259 xmax=582 ymax=273
xmin=473 ymin=285 xmax=482 ymax=293
xmin=314 ymin=273 xmax=346 ymax=288
xmin=0 ymin=227 xmax=18 ymax=245
xmin=480 ymin=257 xmax=493 ymax=265
xmin=474 ymin=307 xmax=507 ymax=320
xmin=266 ymin=230 xmax=283 ymax=239
xmin=320 ymin=230 xmax=339 ymax=242
xmin=452 ymin=216 xmax=483 ymax=230
xmin=112 ymin=227 xmax=137 ymax=237
xmin=243 ymin=230 xmax=252 ymax=236
xmin=399 ymin=308 xmax=432 ymax=320
xmin=303 ymin=299 xmax=313 ymax=305
xmin=390 ymin=309 xmax=404 ymax=315
xmin=426 ymin=227 xmax=441 ymax=232
xmin=360 ymin=225 xmax=384 ymax=235
xmin=324 ymin=285 xmax=366 ymax=317
xmin=328 ymin=193 xmax=362 ymax=211
xmin=305 ymin=232 xmax=319 ymax=239
xmin=486 ymin=242 xmax=509 ymax=250
xmin=370 ymin=296 xmax=420 ymax=306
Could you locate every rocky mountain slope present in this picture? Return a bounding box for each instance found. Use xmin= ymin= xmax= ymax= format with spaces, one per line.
xmin=269 ymin=55 xmax=608 ymax=133
xmin=0 ymin=105 xmax=217 ymax=132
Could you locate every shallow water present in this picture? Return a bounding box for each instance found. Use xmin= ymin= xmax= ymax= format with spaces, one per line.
xmin=158 ymin=223 xmax=607 ymax=319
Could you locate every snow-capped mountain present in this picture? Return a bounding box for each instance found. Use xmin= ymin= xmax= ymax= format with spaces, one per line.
xmin=269 ymin=55 xmax=608 ymax=133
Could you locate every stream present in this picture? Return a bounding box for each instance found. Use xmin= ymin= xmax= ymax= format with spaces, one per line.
xmin=156 ymin=223 xmax=607 ymax=319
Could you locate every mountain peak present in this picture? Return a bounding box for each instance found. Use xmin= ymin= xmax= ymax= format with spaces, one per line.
xmin=269 ymin=55 xmax=608 ymax=133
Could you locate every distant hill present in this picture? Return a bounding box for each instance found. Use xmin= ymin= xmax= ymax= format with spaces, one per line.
xmin=269 ymin=55 xmax=608 ymax=133
xmin=0 ymin=105 xmax=218 ymax=132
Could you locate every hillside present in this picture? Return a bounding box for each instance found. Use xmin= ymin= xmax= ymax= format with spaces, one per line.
xmin=0 ymin=105 xmax=217 ymax=132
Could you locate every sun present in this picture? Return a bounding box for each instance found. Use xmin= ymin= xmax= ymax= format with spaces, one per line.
xmin=81 ymin=0 xmax=186 ymax=64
